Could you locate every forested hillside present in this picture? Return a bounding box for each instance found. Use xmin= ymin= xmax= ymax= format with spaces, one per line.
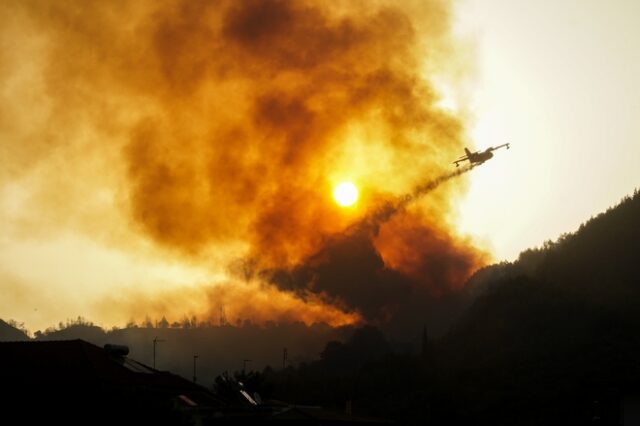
xmin=262 ymin=190 xmax=640 ymax=424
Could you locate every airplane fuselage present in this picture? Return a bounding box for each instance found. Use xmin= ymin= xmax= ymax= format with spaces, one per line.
xmin=471 ymin=150 xmax=493 ymax=164
xmin=454 ymin=143 xmax=509 ymax=167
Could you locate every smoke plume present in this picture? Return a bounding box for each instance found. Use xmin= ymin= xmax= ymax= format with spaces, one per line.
xmin=0 ymin=0 xmax=487 ymax=333
xmin=265 ymin=165 xmax=481 ymax=336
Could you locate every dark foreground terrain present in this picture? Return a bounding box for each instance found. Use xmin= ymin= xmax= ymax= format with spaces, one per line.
xmin=2 ymin=190 xmax=640 ymax=425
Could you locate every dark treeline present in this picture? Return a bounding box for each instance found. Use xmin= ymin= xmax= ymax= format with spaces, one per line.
xmin=236 ymin=189 xmax=640 ymax=424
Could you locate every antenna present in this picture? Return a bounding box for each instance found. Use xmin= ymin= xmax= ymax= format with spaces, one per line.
xmin=152 ymin=336 xmax=165 ymax=369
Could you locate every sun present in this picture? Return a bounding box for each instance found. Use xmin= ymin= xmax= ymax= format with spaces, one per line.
xmin=333 ymin=181 xmax=359 ymax=207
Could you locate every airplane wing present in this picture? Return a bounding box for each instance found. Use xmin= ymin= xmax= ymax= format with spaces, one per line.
xmin=453 ymin=157 xmax=468 ymax=167
xmin=490 ymin=143 xmax=510 ymax=151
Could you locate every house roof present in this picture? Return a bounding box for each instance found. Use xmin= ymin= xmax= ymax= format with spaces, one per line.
xmin=272 ymin=405 xmax=391 ymax=423
xmin=0 ymin=339 xmax=225 ymax=407
xmin=0 ymin=340 xmax=389 ymax=424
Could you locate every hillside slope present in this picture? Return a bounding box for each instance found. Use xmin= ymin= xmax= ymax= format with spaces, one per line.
xmin=0 ymin=319 xmax=29 ymax=341
xmin=439 ymin=189 xmax=640 ymax=424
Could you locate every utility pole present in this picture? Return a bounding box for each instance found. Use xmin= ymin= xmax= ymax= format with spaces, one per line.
xmin=153 ymin=336 xmax=165 ymax=369
xmin=243 ymin=359 xmax=251 ymax=374
xmin=193 ymin=355 xmax=199 ymax=383
xmin=282 ymin=347 xmax=288 ymax=370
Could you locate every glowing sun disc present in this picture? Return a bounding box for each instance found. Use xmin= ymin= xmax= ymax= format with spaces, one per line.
xmin=333 ymin=182 xmax=359 ymax=207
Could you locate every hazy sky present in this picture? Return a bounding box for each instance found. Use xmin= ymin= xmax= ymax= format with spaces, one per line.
xmin=1 ymin=0 xmax=639 ymax=332
xmin=454 ymin=0 xmax=640 ymax=260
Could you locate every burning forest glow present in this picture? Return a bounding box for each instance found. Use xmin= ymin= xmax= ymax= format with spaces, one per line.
xmin=0 ymin=0 xmax=489 ymax=334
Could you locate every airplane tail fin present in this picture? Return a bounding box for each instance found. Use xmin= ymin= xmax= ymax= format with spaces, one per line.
xmin=464 ymin=148 xmax=472 ymax=156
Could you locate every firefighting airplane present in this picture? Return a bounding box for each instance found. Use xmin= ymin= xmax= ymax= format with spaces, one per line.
xmin=453 ymin=143 xmax=510 ymax=168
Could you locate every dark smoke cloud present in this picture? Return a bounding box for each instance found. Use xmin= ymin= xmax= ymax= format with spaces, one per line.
xmin=1 ymin=0 xmax=488 ymax=331
xmin=265 ymin=165 xmax=483 ymax=336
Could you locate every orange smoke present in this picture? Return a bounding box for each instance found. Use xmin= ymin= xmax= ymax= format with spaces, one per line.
xmin=1 ymin=0 xmax=487 ymax=329
xmin=375 ymin=210 xmax=490 ymax=296
xmin=111 ymin=0 xmax=467 ymax=267
xmin=95 ymin=280 xmax=361 ymax=328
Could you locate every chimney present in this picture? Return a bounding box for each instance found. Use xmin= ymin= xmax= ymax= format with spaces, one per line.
xmin=104 ymin=344 xmax=129 ymax=358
